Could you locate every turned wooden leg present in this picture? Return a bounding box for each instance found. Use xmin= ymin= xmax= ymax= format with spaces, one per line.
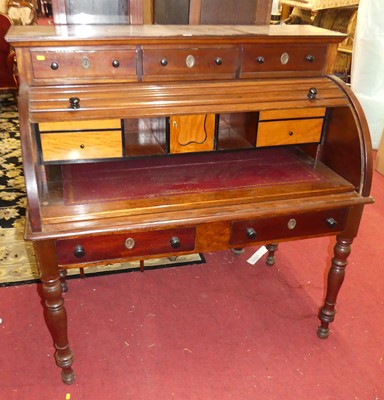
xmin=59 ymin=268 xmax=68 ymax=293
xmin=266 ymin=243 xmax=278 ymax=266
xmin=317 ymin=236 xmax=352 ymax=339
xmin=34 ymin=240 xmax=75 ymax=384
xmin=41 ymin=276 xmax=75 ymax=384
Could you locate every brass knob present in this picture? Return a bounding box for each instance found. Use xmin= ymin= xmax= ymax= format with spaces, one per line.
xmin=288 ymin=131 xmax=294 ymax=136
xmin=246 ymin=227 xmax=257 ymax=240
xmin=73 ymin=244 xmax=85 ymax=258
xmin=256 ymin=56 xmax=265 ymax=64
xmin=326 ymin=218 xmax=338 ymax=228
xmin=50 ymin=62 xmax=59 ymax=70
xmin=160 ymin=58 xmax=168 ymax=66
xmin=214 ymin=57 xmax=223 ymax=65
xmin=307 ymin=87 xmax=318 ymax=100
xmin=170 ymin=236 xmax=181 ymax=249
xmin=112 ymin=59 xmax=120 ymax=68
xmin=305 ymin=55 xmax=315 ymax=63
xmin=69 ymin=97 xmax=80 ymax=109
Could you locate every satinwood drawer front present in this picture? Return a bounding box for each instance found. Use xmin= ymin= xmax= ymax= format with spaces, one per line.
xmin=57 ymin=227 xmax=196 ymax=265
xmin=30 ymin=48 xmax=137 ymax=80
xmin=39 ymin=119 xmax=123 ymax=162
xmin=241 ymin=44 xmax=327 ymax=75
xmin=142 ymin=46 xmax=239 ymax=80
xmin=256 ymin=107 xmax=325 ymax=147
xmin=230 ymin=208 xmax=347 ymax=245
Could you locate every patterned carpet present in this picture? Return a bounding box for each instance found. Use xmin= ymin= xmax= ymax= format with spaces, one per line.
xmin=0 ymin=93 xmax=204 ymax=286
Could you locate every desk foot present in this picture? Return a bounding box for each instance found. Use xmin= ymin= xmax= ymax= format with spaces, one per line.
xmin=318 ymin=236 xmax=352 ymax=338
xmin=266 ymin=243 xmax=278 ymax=266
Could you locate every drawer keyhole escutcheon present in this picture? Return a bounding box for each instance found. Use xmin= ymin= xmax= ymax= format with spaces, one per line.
xmin=287 ymin=219 xmax=297 ymax=230
xmin=246 ymin=227 xmax=257 ymax=240
xmin=125 ymin=238 xmax=135 ymax=250
xmin=186 ymin=55 xmax=196 ymax=68
xmin=280 ymin=52 xmax=289 ymax=65
xmin=73 ymin=244 xmax=85 ymax=258
xmin=69 ymin=97 xmax=80 ymax=109
xmin=81 ymin=56 xmax=91 ymax=70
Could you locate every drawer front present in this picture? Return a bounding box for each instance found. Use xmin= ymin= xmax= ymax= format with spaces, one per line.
xmin=31 ymin=49 xmax=137 ymax=80
xmin=39 ymin=119 xmax=122 ymax=132
xmin=41 ymin=130 xmax=123 ymax=162
xmin=241 ymin=44 xmax=327 ymax=75
xmin=259 ymin=107 xmax=326 ymax=121
xmin=256 ymin=118 xmax=323 ymax=147
xmin=142 ymin=46 xmax=239 ymax=79
xmin=57 ymin=227 xmax=196 ymax=265
xmin=230 ymin=209 xmax=348 ymax=245
xmin=169 ymin=114 xmax=216 ymax=153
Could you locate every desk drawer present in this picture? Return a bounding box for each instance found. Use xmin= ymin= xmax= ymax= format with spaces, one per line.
xmin=256 ymin=118 xmax=324 ymax=147
xmin=230 ymin=208 xmax=347 ymax=245
xmin=142 ymin=46 xmax=239 ymax=80
xmin=241 ymin=44 xmax=327 ymax=76
xmin=30 ymin=48 xmax=137 ymax=81
xmin=57 ymin=227 xmax=196 ymax=265
xmin=39 ymin=119 xmax=123 ymax=162
xmin=40 ymin=131 xmax=123 ymax=162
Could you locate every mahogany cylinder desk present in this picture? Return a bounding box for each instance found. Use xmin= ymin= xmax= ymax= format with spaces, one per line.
xmin=6 ymin=23 xmax=373 ymax=384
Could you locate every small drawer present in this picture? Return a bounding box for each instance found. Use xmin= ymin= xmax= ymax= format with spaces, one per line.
xmin=57 ymin=227 xmax=196 ymax=265
xmin=241 ymin=44 xmax=327 ymax=75
xmin=256 ymin=118 xmax=323 ymax=147
xmin=142 ymin=46 xmax=239 ymax=80
xmin=230 ymin=208 xmax=348 ymax=245
xmin=31 ymin=48 xmax=137 ymax=80
xmin=40 ymin=130 xmax=122 ymax=162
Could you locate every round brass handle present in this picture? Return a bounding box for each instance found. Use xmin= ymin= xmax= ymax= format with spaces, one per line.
xmin=307 ymin=87 xmax=318 ymax=100
xmin=50 ymin=62 xmax=59 ymax=70
xmin=246 ymin=227 xmax=257 ymax=240
xmin=73 ymin=244 xmax=85 ymax=258
xmin=160 ymin=58 xmax=168 ymax=66
xmin=256 ymin=56 xmax=265 ymax=64
xmin=69 ymin=97 xmax=80 ymax=109
xmin=305 ymin=54 xmax=315 ymax=63
xmin=214 ymin=57 xmax=223 ymax=65
xmin=170 ymin=236 xmax=181 ymax=249
xmin=326 ymin=218 xmax=338 ymax=228
xmin=80 ymin=144 xmax=85 ymax=149
xmin=288 ymin=131 xmax=294 ymax=136
xmin=125 ymin=237 xmax=135 ymax=250
xmin=112 ymin=59 xmax=120 ymax=68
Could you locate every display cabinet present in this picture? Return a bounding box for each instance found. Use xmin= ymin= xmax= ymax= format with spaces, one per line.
xmin=7 ymin=22 xmax=373 ymax=384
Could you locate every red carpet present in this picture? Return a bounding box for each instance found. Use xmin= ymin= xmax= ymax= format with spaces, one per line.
xmin=1 ymin=167 xmax=383 ymax=400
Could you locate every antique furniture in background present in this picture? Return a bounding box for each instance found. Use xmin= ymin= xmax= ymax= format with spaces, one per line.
xmin=7 ymin=0 xmax=373 ymax=385
xmin=0 ymin=12 xmax=17 ymax=91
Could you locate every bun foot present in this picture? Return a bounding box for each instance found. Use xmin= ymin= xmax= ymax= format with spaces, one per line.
xmin=317 ymin=325 xmax=329 ymax=339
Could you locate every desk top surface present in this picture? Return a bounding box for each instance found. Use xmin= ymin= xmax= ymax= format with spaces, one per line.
xmin=7 ymin=24 xmax=345 ymax=45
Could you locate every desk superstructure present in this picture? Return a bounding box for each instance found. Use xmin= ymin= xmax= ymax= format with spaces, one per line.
xmin=7 ymin=24 xmax=373 ymax=384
